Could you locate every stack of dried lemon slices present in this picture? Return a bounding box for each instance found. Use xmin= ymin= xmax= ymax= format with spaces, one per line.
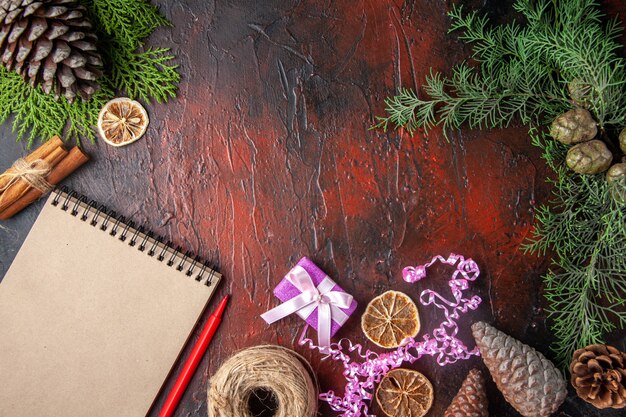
xmin=361 ymin=290 xmax=434 ymax=417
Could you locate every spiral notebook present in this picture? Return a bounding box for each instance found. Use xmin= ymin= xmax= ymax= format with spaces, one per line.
xmin=0 ymin=188 xmax=221 ymax=417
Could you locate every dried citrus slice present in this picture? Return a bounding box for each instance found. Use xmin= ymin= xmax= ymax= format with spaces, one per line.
xmin=376 ymin=368 xmax=434 ymax=417
xmin=97 ymin=98 xmax=149 ymax=147
xmin=361 ymin=290 xmax=420 ymax=348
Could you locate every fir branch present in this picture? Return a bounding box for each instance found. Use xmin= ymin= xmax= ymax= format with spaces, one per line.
xmin=107 ymin=47 xmax=179 ymax=104
xmin=374 ymin=0 xmax=625 ymax=136
xmin=375 ymin=0 xmax=626 ymax=368
xmin=374 ymin=60 xmax=568 ymax=137
xmin=527 ymin=9 xmax=626 ymax=127
xmin=523 ymin=132 xmax=626 ymax=365
xmin=82 ymin=0 xmax=171 ymax=50
xmin=0 ymin=0 xmax=179 ymax=145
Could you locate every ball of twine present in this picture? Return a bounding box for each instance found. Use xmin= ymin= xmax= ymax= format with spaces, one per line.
xmin=207 ymin=345 xmax=318 ymax=417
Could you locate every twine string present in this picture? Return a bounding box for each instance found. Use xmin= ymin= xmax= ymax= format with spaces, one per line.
xmin=0 ymin=158 xmax=53 ymax=197
xmin=208 ymin=345 xmax=318 ymax=417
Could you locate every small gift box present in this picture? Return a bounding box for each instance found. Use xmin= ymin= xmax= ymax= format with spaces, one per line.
xmin=261 ymin=257 xmax=357 ymax=347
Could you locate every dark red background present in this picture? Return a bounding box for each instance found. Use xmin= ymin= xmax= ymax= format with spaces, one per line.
xmin=1 ymin=1 xmax=625 ymax=416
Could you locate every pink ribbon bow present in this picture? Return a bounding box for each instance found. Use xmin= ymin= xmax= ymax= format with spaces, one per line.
xmin=261 ymin=265 xmax=354 ymax=347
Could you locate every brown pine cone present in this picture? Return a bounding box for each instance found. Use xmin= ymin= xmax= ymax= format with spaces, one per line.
xmin=471 ymin=321 xmax=567 ymax=417
xmin=0 ymin=0 xmax=103 ymax=102
xmin=443 ymin=369 xmax=488 ymax=417
xmin=550 ymin=108 xmax=597 ymax=145
xmin=619 ymin=127 xmax=626 ymax=154
xmin=570 ymin=344 xmax=626 ymax=409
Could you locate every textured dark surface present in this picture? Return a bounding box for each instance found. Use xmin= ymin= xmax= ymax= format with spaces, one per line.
xmin=1 ymin=1 xmax=625 ymax=416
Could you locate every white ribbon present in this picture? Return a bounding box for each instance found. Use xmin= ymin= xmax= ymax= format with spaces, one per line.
xmin=261 ymin=265 xmax=353 ymax=347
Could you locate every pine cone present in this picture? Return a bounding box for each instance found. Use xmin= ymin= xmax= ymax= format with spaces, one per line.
xmin=0 ymin=0 xmax=103 ymax=102
xmin=568 ymin=78 xmax=592 ymax=108
xmin=619 ymin=127 xmax=626 ymax=154
xmin=566 ymin=139 xmax=612 ymax=174
xmin=550 ymin=108 xmax=597 ymax=145
xmin=443 ymin=369 xmax=488 ymax=417
xmin=570 ymin=344 xmax=626 ymax=409
xmin=607 ymin=163 xmax=626 ymax=185
xmin=471 ymin=321 xmax=567 ymax=417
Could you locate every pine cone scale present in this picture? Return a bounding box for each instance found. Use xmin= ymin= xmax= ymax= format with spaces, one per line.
xmin=9 ymin=19 xmax=26 ymax=42
xmin=0 ymin=26 xmax=8 ymax=45
xmin=3 ymin=42 xmax=15 ymax=65
xmin=72 ymin=39 xmax=94 ymax=51
xmin=52 ymin=42 xmax=69 ymax=62
xmin=25 ymin=58 xmax=36 ymax=78
xmin=5 ymin=8 xmax=20 ymax=23
xmin=22 ymin=3 xmax=39 ymax=17
xmin=64 ymin=10 xmax=81 ymax=20
xmin=86 ymin=53 xmax=101 ymax=66
xmin=48 ymin=21 xmax=68 ymax=39
xmin=59 ymin=66 xmax=74 ymax=86
xmin=16 ymin=39 xmax=30 ymax=61
xmin=42 ymin=58 xmax=54 ymax=79
xmin=57 ymin=31 xmax=82 ymax=42
xmin=39 ymin=6 xmax=66 ymax=18
xmin=32 ymin=39 xmax=51 ymax=61
xmin=27 ymin=18 xmax=45 ymax=40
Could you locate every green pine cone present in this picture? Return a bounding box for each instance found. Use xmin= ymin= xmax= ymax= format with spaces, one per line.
xmin=566 ymin=140 xmax=612 ymax=174
xmin=607 ymin=163 xmax=626 ymax=203
xmin=550 ymin=109 xmax=597 ymax=145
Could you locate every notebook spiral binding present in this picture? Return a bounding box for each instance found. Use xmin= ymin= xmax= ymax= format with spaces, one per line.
xmin=50 ymin=187 xmax=218 ymax=287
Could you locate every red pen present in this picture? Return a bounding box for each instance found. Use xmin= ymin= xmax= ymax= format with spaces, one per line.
xmin=158 ymin=295 xmax=229 ymax=417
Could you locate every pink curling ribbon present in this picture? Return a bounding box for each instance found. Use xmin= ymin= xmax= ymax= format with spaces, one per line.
xmin=299 ymin=253 xmax=482 ymax=417
xmin=261 ymin=265 xmax=354 ymax=347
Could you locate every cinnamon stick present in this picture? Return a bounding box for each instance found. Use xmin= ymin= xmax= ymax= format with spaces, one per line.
xmin=0 ymin=135 xmax=64 ymax=191
xmin=0 ymin=147 xmax=90 ymax=220
xmin=0 ymin=146 xmax=69 ymax=213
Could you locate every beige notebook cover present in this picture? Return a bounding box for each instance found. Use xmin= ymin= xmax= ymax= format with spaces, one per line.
xmin=0 ymin=189 xmax=221 ymax=417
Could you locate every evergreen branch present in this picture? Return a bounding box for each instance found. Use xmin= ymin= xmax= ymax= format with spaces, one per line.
xmin=374 ymin=0 xmax=624 ymax=137
xmin=375 ymin=0 xmax=626 ymax=368
xmin=108 ymin=47 xmax=179 ymax=104
xmin=448 ymin=5 xmax=524 ymax=74
xmin=523 ymin=129 xmax=626 ymax=367
xmin=536 ymin=222 xmax=626 ymax=365
xmin=373 ymin=62 xmax=569 ymax=137
xmin=82 ymin=0 xmax=170 ymax=50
